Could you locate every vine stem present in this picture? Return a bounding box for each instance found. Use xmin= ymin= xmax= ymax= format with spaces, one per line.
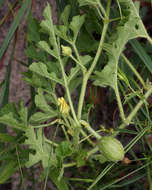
xmin=72 ymin=43 xmax=87 ymax=74
xmin=80 ymin=128 xmax=95 ymax=146
xmin=45 ymin=138 xmax=58 ymax=147
xmin=97 ymin=0 xmax=107 ymax=19
xmin=114 ymin=66 xmax=126 ymax=122
xmin=49 ymin=12 xmax=79 ymax=126
xmin=70 ymin=54 xmax=86 ymax=73
xmin=113 ymin=86 xmax=152 ymax=137
xmin=87 ymin=147 xmax=99 ymax=158
xmin=58 ymin=57 xmax=79 ymax=125
xmin=80 ymin=120 xmax=101 ymax=140
xmin=58 ymin=55 xmax=91 ymax=144
xmin=63 ymin=162 xmax=76 ymax=168
xmin=77 ymin=0 xmax=111 ymax=120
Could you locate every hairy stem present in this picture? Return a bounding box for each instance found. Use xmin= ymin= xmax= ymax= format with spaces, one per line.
xmin=58 ymin=57 xmax=79 ymax=125
xmin=77 ymin=2 xmax=111 ymax=119
xmin=77 ymin=0 xmax=111 ymax=120
xmin=114 ymin=73 xmax=126 ymax=122
xmin=113 ymin=86 xmax=152 ymax=136
xmin=80 ymin=120 xmax=101 ymax=140
xmin=70 ymin=54 xmax=86 ymax=73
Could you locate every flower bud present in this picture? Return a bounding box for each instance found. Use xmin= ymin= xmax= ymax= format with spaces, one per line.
xmin=61 ymin=45 xmax=72 ymax=56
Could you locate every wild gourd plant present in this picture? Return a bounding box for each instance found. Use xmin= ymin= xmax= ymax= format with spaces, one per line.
xmin=0 ymin=0 xmax=152 ymax=189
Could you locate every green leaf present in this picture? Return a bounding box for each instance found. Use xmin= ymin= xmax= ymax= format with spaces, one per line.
xmin=23 ymin=72 xmax=48 ymax=89
xmin=60 ymin=5 xmax=71 ymax=26
xmin=55 ymin=141 xmax=73 ymax=159
xmin=49 ymin=169 xmax=69 ymax=190
xmin=43 ymin=2 xmax=52 ymax=20
xmin=0 ymin=113 xmax=24 ymax=131
xmin=69 ymin=77 xmax=82 ymax=94
xmin=40 ymin=20 xmax=52 ymax=34
xmin=38 ymin=41 xmax=58 ymax=59
xmin=18 ymin=100 xmax=28 ymax=128
xmin=0 ymin=161 xmax=17 ymax=184
xmin=0 ymin=133 xmax=16 ymax=142
xmin=35 ymin=89 xmax=52 ymax=113
xmin=25 ymin=45 xmax=46 ymax=62
xmin=93 ymin=65 xmax=115 ymax=88
xmin=25 ymin=128 xmax=50 ymax=168
xmin=70 ymin=14 xmax=85 ymax=41
xmin=68 ymin=65 xmax=80 ymax=83
xmin=76 ymin=30 xmax=98 ymax=52
xmin=68 ymin=55 xmax=92 ymax=83
xmin=30 ymin=112 xmax=57 ymax=124
xmin=93 ymin=0 xmax=150 ymax=89
xmin=78 ymin=0 xmax=98 ymax=7
xmin=84 ymin=9 xmax=102 ymax=35
xmin=46 ymin=60 xmax=61 ymax=77
xmin=75 ymin=149 xmax=87 ymax=167
xmin=0 ymin=101 xmax=18 ymax=117
xmin=54 ymin=25 xmax=70 ymax=42
xmin=27 ymin=18 xmax=40 ymax=42
xmin=0 ymin=101 xmax=28 ymax=129
xmin=40 ymin=3 xmax=58 ymax=55
xmin=0 ymin=151 xmax=15 ymax=162
xmin=80 ymin=55 xmax=92 ymax=65
xmin=29 ymin=62 xmax=64 ymax=85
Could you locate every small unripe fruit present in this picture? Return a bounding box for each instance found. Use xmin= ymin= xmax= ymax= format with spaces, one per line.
xmin=98 ymin=136 xmax=124 ymax=162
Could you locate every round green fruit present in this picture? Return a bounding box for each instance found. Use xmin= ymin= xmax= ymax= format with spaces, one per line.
xmin=98 ymin=136 xmax=124 ymax=162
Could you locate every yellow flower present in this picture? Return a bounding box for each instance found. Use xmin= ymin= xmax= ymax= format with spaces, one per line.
xmin=61 ymin=45 xmax=72 ymax=56
xmin=58 ymin=97 xmax=70 ymax=115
